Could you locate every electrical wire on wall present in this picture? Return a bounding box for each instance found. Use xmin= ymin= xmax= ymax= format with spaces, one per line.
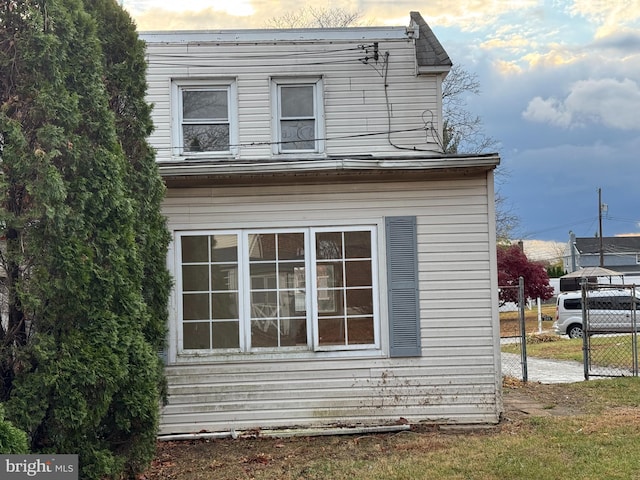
xmin=157 ymin=124 xmax=437 ymax=156
xmin=381 ymin=51 xmax=444 ymax=152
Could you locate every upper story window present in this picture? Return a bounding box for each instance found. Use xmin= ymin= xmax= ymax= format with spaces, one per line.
xmin=171 ymin=79 xmax=237 ymax=157
xmin=272 ymin=77 xmax=324 ymax=154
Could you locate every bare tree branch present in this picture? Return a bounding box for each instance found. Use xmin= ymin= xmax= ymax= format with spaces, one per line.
xmin=265 ymin=6 xmax=364 ymax=28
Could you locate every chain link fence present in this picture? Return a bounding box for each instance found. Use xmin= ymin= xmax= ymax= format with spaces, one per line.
xmin=500 ymin=279 xmax=527 ymax=382
xmin=582 ymin=283 xmax=639 ymax=379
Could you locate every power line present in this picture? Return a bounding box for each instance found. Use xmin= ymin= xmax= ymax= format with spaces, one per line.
xmin=156 ymin=123 xmax=439 ymax=154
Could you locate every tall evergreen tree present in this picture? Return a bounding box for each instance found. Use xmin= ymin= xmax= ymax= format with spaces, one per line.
xmin=0 ymin=0 xmax=169 ymax=478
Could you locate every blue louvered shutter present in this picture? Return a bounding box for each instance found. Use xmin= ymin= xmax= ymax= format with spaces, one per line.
xmin=386 ymin=216 xmax=421 ymax=357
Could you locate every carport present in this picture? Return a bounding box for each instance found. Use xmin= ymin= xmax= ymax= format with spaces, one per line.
xmin=560 ymin=266 xmax=624 ymax=292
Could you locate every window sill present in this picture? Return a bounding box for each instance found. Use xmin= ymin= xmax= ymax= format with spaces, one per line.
xmin=172 ymin=348 xmax=386 ymax=365
xmin=166 ymin=153 xmax=238 ymax=162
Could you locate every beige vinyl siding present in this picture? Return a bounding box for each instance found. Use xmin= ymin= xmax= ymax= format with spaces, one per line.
xmin=159 ymin=176 xmax=500 ymax=435
xmin=144 ymin=38 xmax=443 ymax=162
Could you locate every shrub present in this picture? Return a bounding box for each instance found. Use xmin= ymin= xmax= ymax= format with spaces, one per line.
xmin=0 ymin=404 xmax=28 ymax=454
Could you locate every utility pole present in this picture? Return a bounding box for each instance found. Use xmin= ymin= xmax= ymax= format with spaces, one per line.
xmin=598 ymin=188 xmax=604 ymax=267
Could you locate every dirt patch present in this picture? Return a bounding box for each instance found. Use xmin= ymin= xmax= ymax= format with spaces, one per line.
xmin=501 ymin=378 xmax=589 ymax=421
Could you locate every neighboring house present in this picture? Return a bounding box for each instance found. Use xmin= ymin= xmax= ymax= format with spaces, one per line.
xmin=143 ymin=11 xmax=502 ymax=436
xmin=564 ymin=235 xmax=640 ymax=277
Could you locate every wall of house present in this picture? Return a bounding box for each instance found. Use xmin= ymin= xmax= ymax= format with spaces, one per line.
xmin=159 ymin=174 xmax=501 ymax=435
xmin=144 ymin=35 xmax=444 ymax=163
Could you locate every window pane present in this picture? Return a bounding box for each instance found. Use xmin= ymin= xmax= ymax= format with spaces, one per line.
xmin=280 ymin=319 xmax=307 ymax=346
xmin=182 ymin=265 xmax=209 ymax=291
xmin=281 ymin=86 xmax=313 ymax=117
xmin=278 ymin=233 xmax=305 ymax=260
xmin=183 ymin=293 xmax=209 ymax=320
xmin=279 ymin=262 xmax=305 ymax=288
xmin=183 ymin=322 xmax=210 ymax=349
xmin=249 ymin=234 xmax=276 ymax=260
xmin=346 ymin=288 xmax=373 ymax=315
xmin=212 ymin=292 xmax=238 ymax=320
xmin=252 ymin=320 xmax=279 ymax=347
xmin=250 ymin=263 xmax=276 ymax=289
xmin=318 ymin=290 xmax=344 ymax=316
xmin=347 ymin=317 xmax=374 ymax=344
xmin=317 ymin=263 xmax=343 ymax=288
xmin=279 ymin=290 xmax=306 ymax=316
xmin=212 ymin=321 xmax=239 ymax=349
xmin=251 ymin=291 xmax=278 ymax=318
xmin=183 ymin=90 xmax=228 ymax=120
xmin=345 ymin=260 xmax=371 ymax=287
xmin=183 ymin=124 xmax=230 ymax=152
xmin=211 ymin=264 xmax=238 ymax=290
xmin=212 ymin=234 xmax=237 ymax=262
xmin=318 ymin=318 xmax=345 ymax=346
xmin=345 ymin=231 xmax=371 ymax=258
xmin=182 ymin=235 xmax=208 ymax=262
xmin=280 ymin=120 xmax=315 ymax=150
xmin=316 ymin=232 xmax=342 ymax=259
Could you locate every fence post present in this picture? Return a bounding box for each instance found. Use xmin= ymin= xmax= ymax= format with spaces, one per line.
xmin=633 ymin=285 xmax=638 ymax=377
xmin=519 ymin=276 xmax=527 ymax=382
xmin=581 ymin=279 xmax=589 ymax=381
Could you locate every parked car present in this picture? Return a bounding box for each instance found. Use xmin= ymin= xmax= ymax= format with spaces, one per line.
xmin=553 ymin=289 xmax=640 ymax=338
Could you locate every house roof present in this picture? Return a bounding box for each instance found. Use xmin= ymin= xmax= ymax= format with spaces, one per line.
xmin=575 ymin=237 xmax=640 ymax=255
xmin=561 ymin=266 xmax=624 ymax=279
xmin=158 ymin=153 xmax=500 ymax=188
xmin=410 ymin=12 xmax=452 ymax=72
xmin=142 ymin=12 xmax=452 ymax=76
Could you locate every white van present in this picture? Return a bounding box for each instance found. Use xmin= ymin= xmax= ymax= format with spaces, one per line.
xmin=553 ymin=289 xmax=639 ymax=338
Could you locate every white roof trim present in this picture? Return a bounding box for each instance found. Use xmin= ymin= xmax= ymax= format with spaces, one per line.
xmin=158 ymin=156 xmax=500 ymax=177
xmin=140 ymin=27 xmax=409 ymax=44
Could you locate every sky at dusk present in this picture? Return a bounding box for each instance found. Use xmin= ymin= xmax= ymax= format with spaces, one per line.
xmin=122 ymin=0 xmax=640 ymax=243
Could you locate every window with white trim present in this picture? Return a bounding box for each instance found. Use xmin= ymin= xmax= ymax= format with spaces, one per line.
xmin=177 ymin=227 xmax=378 ymax=353
xmin=272 ymin=78 xmax=324 ymax=154
xmin=171 ymin=79 xmax=237 ymax=156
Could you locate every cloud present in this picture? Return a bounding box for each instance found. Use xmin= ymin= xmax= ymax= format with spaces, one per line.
xmin=420 ymin=0 xmax=539 ymax=31
xmin=569 ymin=0 xmax=640 ymax=38
xmin=523 ymin=78 xmax=640 ymax=130
xmin=522 ymin=96 xmax=572 ymax=128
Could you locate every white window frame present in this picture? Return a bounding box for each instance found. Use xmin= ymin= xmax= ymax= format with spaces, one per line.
xmin=310 ymin=226 xmax=380 ymax=352
xmin=271 ymin=77 xmax=325 ymax=155
xmin=175 ymin=226 xmax=379 ymax=357
xmin=171 ymin=78 xmax=238 ymax=159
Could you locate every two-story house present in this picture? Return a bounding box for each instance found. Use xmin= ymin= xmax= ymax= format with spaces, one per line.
xmin=143 ymin=11 xmax=502 ymax=436
xmin=564 ymin=234 xmax=640 ymax=283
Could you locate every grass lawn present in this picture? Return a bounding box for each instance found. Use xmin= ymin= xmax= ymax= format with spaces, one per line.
xmin=145 ymin=378 xmax=640 ymax=480
xmin=500 ymin=303 xmax=556 ymax=337
xmin=502 ymin=333 xmax=638 ymax=370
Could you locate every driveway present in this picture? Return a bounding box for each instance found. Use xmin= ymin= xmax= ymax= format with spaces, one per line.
xmin=502 ymin=352 xmax=585 ymax=383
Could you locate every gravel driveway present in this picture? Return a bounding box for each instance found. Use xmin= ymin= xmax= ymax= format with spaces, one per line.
xmin=502 ymin=352 xmax=586 ymax=383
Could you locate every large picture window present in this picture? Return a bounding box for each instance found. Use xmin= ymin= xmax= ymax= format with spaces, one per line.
xmin=272 ymin=78 xmax=324 ymax=154
xmin=172 ymin=79 xmax=237 ymax=156
xmin=177 ymin=227 xmax=377 ymax=353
